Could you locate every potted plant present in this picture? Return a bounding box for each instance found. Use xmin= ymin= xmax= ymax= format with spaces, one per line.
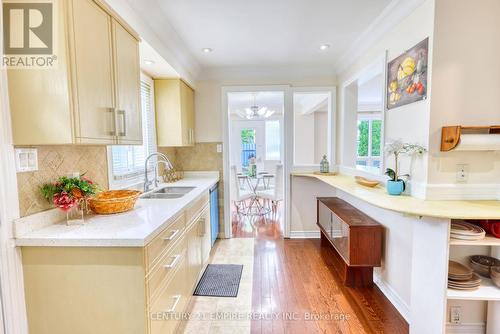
xmin=384 ymin=140 xmax=426 ymax=196
xmin=41 ymin=174 xmax=98 ymax=225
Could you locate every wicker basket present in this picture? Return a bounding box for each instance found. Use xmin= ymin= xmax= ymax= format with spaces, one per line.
xmin=88 ymin=190 xmax=142 ymax=215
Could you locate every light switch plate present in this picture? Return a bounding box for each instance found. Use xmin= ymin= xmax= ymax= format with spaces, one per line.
xmin=15 ymin=148 xmax=38 ymax=172
xmin=216 ymin=144 xmax=223 ymax=153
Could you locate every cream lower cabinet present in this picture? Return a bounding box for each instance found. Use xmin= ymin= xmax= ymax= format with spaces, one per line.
xmin=8 ymin=0 xmax=141 ymax=145
xmin=21 ymin=193 xmax=212 ymax=334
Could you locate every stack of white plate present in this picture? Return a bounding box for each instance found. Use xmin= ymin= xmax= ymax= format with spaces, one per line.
xmin=450 ymin=221 xmax=485 ymax=241
xmin=448 ymin=261 xmax=481 ymax=290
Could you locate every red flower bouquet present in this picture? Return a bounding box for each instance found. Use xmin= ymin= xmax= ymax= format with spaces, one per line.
xmin=41 ymin=175 xmax=99 ymax=212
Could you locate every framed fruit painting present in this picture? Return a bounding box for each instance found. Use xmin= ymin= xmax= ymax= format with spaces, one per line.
xmin=387 ymin=38 xmax=428 ymax=109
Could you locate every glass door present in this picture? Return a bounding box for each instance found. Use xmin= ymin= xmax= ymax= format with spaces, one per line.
xmin=231 ymin=122 xmax=265 ymax=174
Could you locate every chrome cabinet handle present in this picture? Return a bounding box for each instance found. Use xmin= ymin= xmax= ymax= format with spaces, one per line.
xmin=162 ymin=229 xmax=180 ymax=241
xmin=198 ymin=217 xmax=206 ymax=236
xmin=117 ymin=110 xmax=127 ymax=137
xmin=107 ymin=108 xmax=117 ymax=136
xmin=165 ymin=295 xmax=181 ymax=313
xmin=163 ymin=254 xmax=181 ymax=269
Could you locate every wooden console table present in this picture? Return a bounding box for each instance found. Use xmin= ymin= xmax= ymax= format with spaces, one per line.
xmin=317 ymin=197 xmax=383 ymax=287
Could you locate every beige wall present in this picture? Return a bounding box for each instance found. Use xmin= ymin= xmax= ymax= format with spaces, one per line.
xmin=427 ymin=0 xmax=500 ymax=185
xmin=16 ymin=146 xmax=108 ymax=217
xmin=195 ymin=76 xmax=336 ymax=143
xmin=337 ymin=0 xmax=435 ymax=191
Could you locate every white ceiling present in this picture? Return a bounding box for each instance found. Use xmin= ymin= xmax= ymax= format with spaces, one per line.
xmin=152 ymin=0 xmax=392 ymax=70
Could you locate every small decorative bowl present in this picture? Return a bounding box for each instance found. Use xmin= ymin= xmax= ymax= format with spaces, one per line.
xmin=469 ymin=255 xmax=500 ymax=277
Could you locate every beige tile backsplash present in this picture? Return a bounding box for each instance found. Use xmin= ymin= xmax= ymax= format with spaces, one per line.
xmin=159 ymin=142 xmax=225 ymax=236
xmin=16 ymin=146 xmax=108 ymax=217
xmin=16 ymin=143 xmax=224 ymax=235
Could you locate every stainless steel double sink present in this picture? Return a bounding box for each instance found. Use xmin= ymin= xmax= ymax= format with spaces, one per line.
xmin=141 ymin=186 xmax=195 ymax=199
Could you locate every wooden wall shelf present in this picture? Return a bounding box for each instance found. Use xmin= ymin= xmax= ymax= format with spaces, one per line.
xmin=441 ymin=125 xmax=500 ymax=151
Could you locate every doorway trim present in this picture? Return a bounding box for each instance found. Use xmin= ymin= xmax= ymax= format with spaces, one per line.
xmin=0 ymin=22 xmax=29 ymax=334
xmin=221 ymin=85 xmax=291 ymax=239
xmin=340 ymin=52 xmax=388 ymax=179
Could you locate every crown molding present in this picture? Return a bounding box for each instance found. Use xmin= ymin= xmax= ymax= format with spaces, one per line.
xmin=199 ymin=64 xmax=337 ymax=82
xmin=334 ymin=0 xmax=426 ymax=75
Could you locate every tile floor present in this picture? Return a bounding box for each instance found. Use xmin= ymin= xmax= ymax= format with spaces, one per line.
xmin=180 ymin=238 xmax=254 ymax=334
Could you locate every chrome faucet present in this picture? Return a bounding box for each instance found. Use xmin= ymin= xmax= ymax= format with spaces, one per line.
xmin=144 ymin=152 xmax=174 ymax=192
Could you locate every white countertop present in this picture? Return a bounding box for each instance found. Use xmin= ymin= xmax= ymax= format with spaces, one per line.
xmin=15 ymin=174 xmax=219 ymax=247
xmin=293 ymin=173 xmax=500 ymax=219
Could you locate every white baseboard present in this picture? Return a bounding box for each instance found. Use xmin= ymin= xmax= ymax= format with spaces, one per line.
xmin=445 ymin=322 xmax=485 ymax=334
xmin=289 ymin=230 xmax=321 ymax=239
xmin=373 ymin=271 xmax=410 ymax=323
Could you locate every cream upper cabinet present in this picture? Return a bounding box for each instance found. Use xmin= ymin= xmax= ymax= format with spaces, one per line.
xmin=155 ymin=79 xmax=195 ymax=147
xmin=70 ymin=0 xmax=116 ymax=143
xmin=113 ymin=21 xmax=142 ymax=144
xmin=7 ymin=0 xmax=141 ymax=146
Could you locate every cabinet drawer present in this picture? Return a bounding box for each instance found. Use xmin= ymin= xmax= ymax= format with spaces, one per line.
xmin=147 ymin=237 xmax=187 ymax=302
xmin=185 ymin=193 xmax=209 ymax=225
xmin=146 ymin=213 xmax=185 ymax=271
xmin=149 ymin=256 xmax=189 ymax=334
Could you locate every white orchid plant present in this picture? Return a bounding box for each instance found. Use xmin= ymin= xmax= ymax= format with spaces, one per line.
xmin=384 ymin=140 xmax=427 ymax=182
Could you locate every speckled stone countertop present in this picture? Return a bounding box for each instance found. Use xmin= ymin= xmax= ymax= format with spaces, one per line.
xmin=15 ymin=173 xmax=219 ymax=247
xmin=293 ymin=173 xmax=500 ymax=220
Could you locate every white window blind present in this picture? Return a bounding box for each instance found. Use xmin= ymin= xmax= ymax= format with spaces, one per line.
xmin=109 ymin=79 xmax=157 ymax=187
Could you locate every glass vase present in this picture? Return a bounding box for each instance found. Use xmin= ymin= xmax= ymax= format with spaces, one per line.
xmin=66 ymin=199 xmax=85 ymax=226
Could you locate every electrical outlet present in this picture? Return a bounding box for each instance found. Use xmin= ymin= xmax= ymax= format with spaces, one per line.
xmin=216 ymin=144 xmax=223 ymax=153
xmin=450 ymin=306 xmax=462 ymax=324
xmin=456 ymin=164 xmax=468 ymax=183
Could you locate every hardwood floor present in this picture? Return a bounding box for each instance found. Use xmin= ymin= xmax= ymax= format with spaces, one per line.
xmin=233 ymin=215 xmax=409 ymax=334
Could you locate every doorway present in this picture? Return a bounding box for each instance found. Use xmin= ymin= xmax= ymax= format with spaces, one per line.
xmin=341 ymin=55 xmax=386 ymax=177
xmin=225 ymin=90 xmax=285 ymax=238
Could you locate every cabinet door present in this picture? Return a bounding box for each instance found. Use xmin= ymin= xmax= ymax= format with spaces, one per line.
xmin=180 ymin=81 xmax=195 ymax=146
xmin=70 ymin=0 xmax=116 ymax=143
xmin=186 ymin=222 xmax=202 ymax=290
xmin=113 ymin=20 xmax=142 ymax=144
xmin=318 ymin=201 xmax=332 ymax=237
xmin=155 ymin=80 xmax=183 ymax=147
xmin=200 ymin=207 xmax=212 ymax=264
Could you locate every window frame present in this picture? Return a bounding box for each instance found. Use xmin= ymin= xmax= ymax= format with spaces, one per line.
xmin=107 ymin=73 xmax=156 ymax=190
xmin=356 ymin=112 xmax=382 ymax=170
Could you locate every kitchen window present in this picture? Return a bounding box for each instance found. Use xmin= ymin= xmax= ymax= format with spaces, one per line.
xmin=108 ymin=74 xmax=156 ymax=189
xmin=356 ymin=113 xmax=382 ymax=170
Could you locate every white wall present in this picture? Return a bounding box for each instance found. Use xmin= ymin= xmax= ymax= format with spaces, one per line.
xmin=293 ymin=113 xmax=315 ymax=165
xmin=427 ymin=0 xmax=500 ymax=191
xmin=314 ymin=111 xmax=328 ymax=162
xmin=195 ymin=76 xmax=336 ymax=143
xmin=337 ymin=0 xmax=436 ymax=194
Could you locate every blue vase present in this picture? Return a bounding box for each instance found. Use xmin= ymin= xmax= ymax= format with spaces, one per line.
xmin=387 ymin=180 xmax=404 ymax=196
